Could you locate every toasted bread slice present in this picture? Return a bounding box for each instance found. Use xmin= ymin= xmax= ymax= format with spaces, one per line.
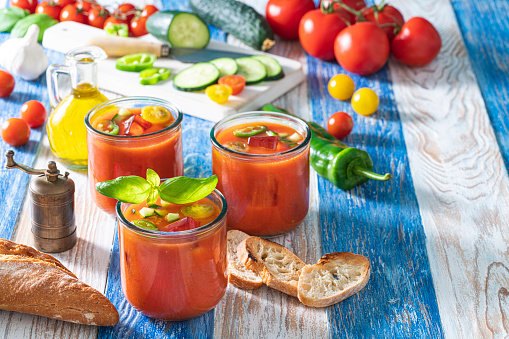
xmin=227 ymin=230 xmax=263 ymax=289
xmin=237 ymin=236 xmax=305 ymax=297
xmin=297 ymin=252 xmax=370 ymax=307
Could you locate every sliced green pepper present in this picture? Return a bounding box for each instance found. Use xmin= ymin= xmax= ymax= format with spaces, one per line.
xmin=233 ymin=125 xmax=268 ymax=137
xmin=139 ymin=68 xmax=171 ymax=85
xmin=105 ymin=23 xmax=129 ymax=37
xmin=133 ymin=219 xmax=158 ymax=231
xmin=97 ymin=120 xmax=119 ymax=135
xmin=116 ymin=53 xmax=157 ymax=72
xmin=261 ymin=104 xmax=392 ymax=190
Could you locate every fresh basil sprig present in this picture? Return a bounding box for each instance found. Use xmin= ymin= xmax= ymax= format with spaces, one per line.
xmin=95 ymin=169 xmax=218 ymax=205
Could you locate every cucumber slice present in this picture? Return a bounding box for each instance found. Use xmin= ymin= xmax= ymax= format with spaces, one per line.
xmin=147 ymin=11 xmax=210 ymax=48
xmin=251 ymin=55 xmax=284 ymax=80
xmin=154 ymin=209 xmax=168 ymax=217
xmin=173 ymin=63 xmax=220 ymax=91
xmin=235 ymin=57 xmax=267 ymax=84
xmin=165 ymin=213 xmax=180 ymax=222
xmin=210 ymin=57 xmax=238 ymax=77
xmin=140 ymin=207 xmax=156 ymax=218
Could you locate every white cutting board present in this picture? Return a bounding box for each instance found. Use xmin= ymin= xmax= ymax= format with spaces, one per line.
xmin=42 ymin=22 xmax=304 ymax=122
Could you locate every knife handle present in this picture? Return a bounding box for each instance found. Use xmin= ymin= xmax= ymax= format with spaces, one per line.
xmin=85 ymin=36 xmax=163 ymax=58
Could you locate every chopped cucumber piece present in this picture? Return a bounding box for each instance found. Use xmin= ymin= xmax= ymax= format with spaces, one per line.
xmin=288 ymin=132 xmax=302 ymax=142
xmin=173 ymin=62 xmax=220 ymax=91
xmin=210 ymin=57 xmax=238 ymax=77
xmin=165 ymin=213 xmax=180 ymax=222
xmin=235 ymin=57 xmax=266 ymax=84
xmin=251 ymin=55 xmax=284 ymax=80
xmin=140 ymin=207 xmax=156 ymax=218
xmin=161 ymin=200 xmax=172 ymax=207
xmin=266 ymin=131 xmax=278 ymax=136
xmin=155 ymin=209 xmax=168 ymax=216
xmin=278 ymin=132 xmax=289 ymax=138
xmin=118 ymin=108 xmax=132 ymax=116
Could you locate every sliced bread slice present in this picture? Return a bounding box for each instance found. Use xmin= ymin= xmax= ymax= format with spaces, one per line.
xmin=227 ymin=230 xmax=263 ymax=289
xmin=297 ymin=252 xmax=370 ymax=307
xmin=237 ymin=236 xmax=305 ymax=297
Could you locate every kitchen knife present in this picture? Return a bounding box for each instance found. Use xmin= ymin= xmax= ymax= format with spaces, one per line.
xmin=86 ymin=35 xmax=254 ymax=63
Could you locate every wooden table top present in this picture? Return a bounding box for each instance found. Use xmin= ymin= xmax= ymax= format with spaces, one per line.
xmin=0 ymin=0 xmax=508 ymax=338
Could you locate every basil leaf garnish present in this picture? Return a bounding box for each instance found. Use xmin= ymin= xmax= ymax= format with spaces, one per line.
xmin=159 ymin=175 xmax=218 ymax=205
xmin=95 ymin=176 xmax=151 ymax=204
xmin=147 ymin=187 xmax=158 ymax=205
xmin=146 ymin=168 xmax=160 ymax=187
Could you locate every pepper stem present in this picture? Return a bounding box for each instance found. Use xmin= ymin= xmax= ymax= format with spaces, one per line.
xmin=352 ymin=166 xmax=392 ymax=181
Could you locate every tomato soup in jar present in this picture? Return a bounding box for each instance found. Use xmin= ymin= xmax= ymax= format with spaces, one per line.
xmin=86 ymin=97 xmax=183 ymax=214
xmin=211 ymin=112 xmax=311 ymax=237
xmin=117 ymin=190 xmax=228 ymax=320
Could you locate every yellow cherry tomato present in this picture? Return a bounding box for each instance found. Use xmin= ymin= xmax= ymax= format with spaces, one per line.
xmin=351 ymin=88 xmax=379 ymax=116
xmin=141 ymin=106 xmax=173 ymax=124
xmin=328 ymin=74 xmax=355 ymax=101
xmin=205 ymin=84 xmax=232 ymax=104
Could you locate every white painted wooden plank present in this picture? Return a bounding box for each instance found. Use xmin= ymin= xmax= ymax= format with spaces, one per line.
xmin=389 ymin=0 xmax=509 ymax=337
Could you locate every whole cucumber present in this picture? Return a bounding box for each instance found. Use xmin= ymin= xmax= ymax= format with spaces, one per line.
xmin=147 ymin=11 xmax=210 ymax=48
xmin=189 ymin=0 xmax=275 ymax=51
xmin=11 ymin=14 xmax=58 ymax=42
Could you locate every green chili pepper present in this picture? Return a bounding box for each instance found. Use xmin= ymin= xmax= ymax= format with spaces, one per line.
xmin=233 ymin=125 xmax=268 ymax=137
xmin=139 ymin=68 xmax=171 ymax=85
xmin=115 ymin=53 xmax=157 ymax=72
xmin=104 ymin=23 xmax=129 ymax=37
xmin=261 ymin=104 xmax=392 ymax=190
xmin=133 ymin=219 xmax=158 ymax=231
xmin=97 ymin=120 xmax=119 ymax=135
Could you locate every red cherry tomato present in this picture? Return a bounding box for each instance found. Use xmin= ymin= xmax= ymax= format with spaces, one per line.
xmin=334 ymin=22 xmax=390 ymax=75
xmin=130 ymin=16 xmax=148 ymax=37
xmin=75 ymin=0 xmax=96 ymax=11
xmin=266 ymin=0 xmax=315 ymax=40
xmin=319 ymin=0 xmax=366 ymax=24
xmin=362 ymin=4 xmax=404 ymax=41
xmin=141 ymin=4 xmax=158 ymax=18
xmin=88 ymin=7 xmax=110 ymax=28
xmin=299 ymin=9 xmax=350 ymax=60
xmin=10 ymin=0 xmax=37 ymax=13
xmin=20 ymin=100 xmax=47 ymax=128
xmin=60 ymin=4 xmax=87 ymax=24
xmin=35 ymin=1 xmax=63 ymax=20
xmin=0 ymin=70 xmax=15 ymax=98
xmin=218 ymin=75 xmax=246 ymax=95
xmin=391 ymin=17 xmax=441 ymax=67
xmin=117 ymin=3 xmax=136 ymax=22
xmin=103 ymin=15 xmax=128 ymax=28
xmin=54 ymin=0 xmax=75 ymax=6
xmin=327 ymin=112 xmax=353 ymax=139
xmin=1 ymin=118 xmax=30 ymax=146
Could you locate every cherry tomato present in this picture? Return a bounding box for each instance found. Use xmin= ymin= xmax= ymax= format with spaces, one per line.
xmin=10 ymin=0 xmax=37 ymax=13
xmin=391 ymin=17 xmax=441 ymax=67
xmin=299 ymin=9 xmax=350 ymax=60
xmin=20 ymin=100 xmax=47 ymax=128
xmin=0 ymin=70 xmax=15 ymax=98
xmin=327 ymin=112 xmax=353 ymax=139
xmin=362 ymin=4 xmax=404 ymax=41
xmin=141 ymin=4 xmax=158 ymax=18
xmin=351 ymin=88 xmax=378 ymax=116
xmin=35 ymin=1 xmax=63 ymax=20
xmin=60 ymin=4 xmax=87 ymax=24
xmin=53 ymin=0 xmax=75 ymax=6
xmin=328 ymin=74 xmax=354 ymax=101
xmin=75 ymin=0 xmax=96 ymax=11
xmin=130 ymin=16 xmax=148 ymax=37
xmin=319 ymin=0 xmax=366 ymax=24
xmin=104 ymin=15 xmax=128 ymax=29
xmin=218 ymin=75 xmax=246 ymax=95
xmin=334 ymin=22 xmax=389 ymax=75
xmin=116 ymin=3 xmax=136 ymax=22
xmin=88 ymin=7 xmax=110 ymax=28
xmin=205 ymin=84 xmax=232 ymax=104
xmin=1 ymin=118 xmax=30 ymax=146
xmin=266 ymin=0 xmax=315 ymax=40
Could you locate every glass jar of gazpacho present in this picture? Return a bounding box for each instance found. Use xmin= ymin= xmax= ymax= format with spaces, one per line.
xmin=86 ymin=97 xmax=183 ymax=214
xmin=117 ymin=189 xmax=228 ymax=320
xmin=211 ymin=111 xmax=311 ymax=237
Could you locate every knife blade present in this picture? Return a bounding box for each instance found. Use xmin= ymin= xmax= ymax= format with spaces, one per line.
xmin=86 ymin=35 xmax=253 ymax=63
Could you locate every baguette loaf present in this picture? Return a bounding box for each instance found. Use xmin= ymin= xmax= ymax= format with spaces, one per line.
xmin=237 ymin=236 xmax=305 ymax=297
xmin=227 ymin=230 xmax=263 ymax=289
xmin=297 ymin=252 xmax=370 ymax=307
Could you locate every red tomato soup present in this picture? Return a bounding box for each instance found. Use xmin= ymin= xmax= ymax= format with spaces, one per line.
xmin=211 ymin=112 xmax=311 ymax=237
xmin=86 ymin=98 xmax=183 ymax=214
xmin=117 ymin=192 xmax=228 ymax=320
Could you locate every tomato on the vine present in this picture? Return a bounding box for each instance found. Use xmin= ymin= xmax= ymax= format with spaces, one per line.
xmin=117 ymin=3 xmax=136 ymax=22
xmin=53 ymin=0 xmax=75 ymax=7
xmin=218 ymin=75 xmax=246 ymax=95
xmin=391 ymin=17 xmax=441 ymax=66
xmin=351 ymin=88 xmax=378 ymax=116
xmin=130 ymin=16 xmax=148 ymax=37
xmin=20 ymin=100 xmax=47 ymax=128
xmin=319 ymin=0 xmax=366 ymax=24
xmin=60 ymin=4 xmax=87 ymax=24
xmin=10 ymin=0 xmax=37 ymax=13
xmin=35 ymin=1 xmax=63 ymax=20
xmin=104 ymin=15 xmax=128 ymax=29
xmin=0 ymin=70 xmax=15 ymax=98
xmin=334 ymin=22 xmax=389 ymax=75
xmin=205 ymin=84 xmax=232 ymax=104
xmin=299 ymin=9 xmax=350 ymax=60
xmin=88 ymin=7 xmax=110 ymax=28
xmin=141 ymin=4 xmax=158 ymax=18
xmin=327 ymin=112 xmax=353 ymax=139
xmin=1 ymin=118 xmax=30 ymax=146
xmin=362 ymin=4 xmax=404 ymax=41
xmin=266 ymin=0 xmax=315 ymax=40
xmin=328 ymin=74 xmax=355 ymax=101
xmin=75 ymin=0 xmax=96 ymax=11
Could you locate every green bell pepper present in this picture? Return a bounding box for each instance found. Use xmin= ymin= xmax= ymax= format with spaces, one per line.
xmin=139 ymin=68 xmax=171 ymax=85
xmin=104 ymin=23 xmax=129 ymax=37
xmin=116 ymin=53 xmax=156 ymax=72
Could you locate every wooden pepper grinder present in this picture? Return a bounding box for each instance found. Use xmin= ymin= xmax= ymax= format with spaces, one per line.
xmin=5 ymin=150 xmax=76 ymax=253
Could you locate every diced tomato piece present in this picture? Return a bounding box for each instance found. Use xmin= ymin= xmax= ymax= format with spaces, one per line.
xmin=134 ymin=114 xmax=152 ymax=129
xmin=160 ymin=217 xmax=200 ymax=232
xmin=247 ymin=135 xmax=278 ymax=149
xmin=128 ymin=122 xmax=144 ymax=136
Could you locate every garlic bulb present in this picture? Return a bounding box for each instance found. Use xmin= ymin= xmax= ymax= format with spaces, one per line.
xmin=0 ymin=24 xmax=48 ymax=81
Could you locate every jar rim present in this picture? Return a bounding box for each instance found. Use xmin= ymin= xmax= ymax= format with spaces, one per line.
xmin=85 ymin=96 xmax=183 ymax=139
xmin=210 ymin=111 xmax=311 ymax=160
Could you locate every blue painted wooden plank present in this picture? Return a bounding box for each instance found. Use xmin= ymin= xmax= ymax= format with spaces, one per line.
xmin=450 ymin=0 xmax=509 ymax=169
xmin=0 ymin=33 xmax=63 ymax=240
